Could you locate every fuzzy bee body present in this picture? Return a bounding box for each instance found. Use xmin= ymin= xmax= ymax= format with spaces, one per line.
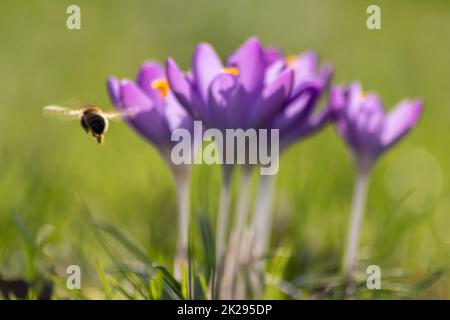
xmin=44 ymin=104 xmax=122 ymax=144
xmin=80 ymin=106 xmax=109 ymax=144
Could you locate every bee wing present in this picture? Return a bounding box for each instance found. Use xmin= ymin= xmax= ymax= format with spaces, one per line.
xmin=103 ymin=108 xmax=141 ymax=121
xmin=102 ymin=111 xmax=123 ymax=121
xmin=43 ymin=105 xmax=83 ymax=119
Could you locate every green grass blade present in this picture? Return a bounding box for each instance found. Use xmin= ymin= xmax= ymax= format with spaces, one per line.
xmin=93 ymin=221 xmax=151 ymax=266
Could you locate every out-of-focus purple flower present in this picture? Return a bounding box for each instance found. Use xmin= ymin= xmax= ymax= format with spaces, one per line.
xmin=331 ymin=82 xmax=423 ymax=171
xmin=166 ymin=37 xmax=295 ymax=132
xmin=265 ymin=52 xmax=333 ymax=150
xmin=107 ymin=61 xmax=194 ymax=162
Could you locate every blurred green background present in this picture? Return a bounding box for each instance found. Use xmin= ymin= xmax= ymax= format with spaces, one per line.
xmin=0 ymin=0 xmax=449 ymax=298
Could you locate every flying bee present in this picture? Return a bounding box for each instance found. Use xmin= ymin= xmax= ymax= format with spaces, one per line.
xmin=43 ymin=104 xmax=124 ymax=144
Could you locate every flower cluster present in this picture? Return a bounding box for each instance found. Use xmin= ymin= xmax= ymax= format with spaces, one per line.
xmin=107 ymin=37 xmax=423 ymax=297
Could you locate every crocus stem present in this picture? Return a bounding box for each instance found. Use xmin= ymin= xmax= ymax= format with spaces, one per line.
xmin=173 ymin=167 xmax=191 ymax=282
xmin=252 ymin=174 xmax=276 ymax=260
xmin=216 ymin=165 xmax=233 ymax=265
xmin=233 ymin=166 xmax=253 ymax=245
xmin=220 ymin=166 xmax=253 ymax=299
xmin=343 ymin=167 xmax=371 ymax=281
xmin=247 ymin=174 xmax=276 ymax=298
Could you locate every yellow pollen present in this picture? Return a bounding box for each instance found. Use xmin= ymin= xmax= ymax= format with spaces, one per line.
xmin=361 ymin=91 xmax=369 ymax=101
xmin=151 ymin=78 xmax=170 ymax=99
xmin=285 ymin=55 xmax=298 ymax=68
xmin=222 ymin=67 xmax=239 ymax=76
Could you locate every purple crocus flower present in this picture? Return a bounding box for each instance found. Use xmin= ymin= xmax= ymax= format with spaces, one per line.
xmin=165 ymin=38 xmax=298 ymax=272
xmin=107 ymin=61 xmax=195 ymax=279
xmin=107 ymin=61 xmax=194 ymax=165
xmin=331 ymin=82 xmax=423 ymax=171
xmin=166 ymin=39 xmax=333 ymax=159
xmin=331 ymin=82 xmax=423 ymax=280
xmin=166 ymin=37 xmax=294 ymax=132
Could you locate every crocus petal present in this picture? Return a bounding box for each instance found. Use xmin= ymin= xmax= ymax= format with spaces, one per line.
xmin=333 ymin=86 xmax=384 ymax=156
xmin=330 ymin=85 xmax=346 ymax=118
xmin=120 ymin=80 xmax=152 ymax=112
xmin=208 ymin=73 xmax=245 ymax=130
xmin=107 ymin=76 xmax=122 ymax=107
xmin=280 ymin=107 xmax=332 ymax=151
xmin=347 ymin=83 xmax=364 ymax=120
xmin=120 ymin=80 xmax=171 ymax=148
xmin=286 ymin=52 xmax=333 ymax=99
xmin=353 ymin=94 xmax=385 ymax=154
xmin=166 ymin=57 xmax=205 ymax=120
xmin=355 ymin=94 xmax=384 ymax=135
xmin=135 ymin=61 xmax=165 ymax=110
xmin=227 ymin=37 xmax=265 ymax=104
xmin=192 ymin=43 xmax=223 ymax=103
xmin=271 ymin=85 xmax=320 ymax=133
xmin=291 ymin=52 xmax=317 ymax=77
xmin=318 ymin=65 xmax=333 ymax=88
xmin=263 ymin=47 xmax=284 ymax=67
xmin=249 ymin=69 xmax=293 ymax=128
xmin=164 ymin=91 xmax=194 ymax=133
xmin=264 ymin=59 xmax=286 ymax=85
xmin=381 ymin=99 xmax=423 ymax=148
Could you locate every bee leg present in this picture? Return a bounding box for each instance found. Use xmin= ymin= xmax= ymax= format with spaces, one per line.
xmin=97 ymin=135 xmax=104 ymax=144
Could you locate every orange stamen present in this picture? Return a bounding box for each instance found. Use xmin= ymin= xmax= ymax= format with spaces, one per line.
xmin=222 ymin=67 xmax=239 ymax=76
xmin=285 ymin=54 xmax=298 ymax=68
xmin=151 ymin=78 xmax=170 ymax=99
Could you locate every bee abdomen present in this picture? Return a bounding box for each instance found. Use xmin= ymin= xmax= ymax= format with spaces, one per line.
xmin=82 ymin=112 xmax=107 ymax=135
